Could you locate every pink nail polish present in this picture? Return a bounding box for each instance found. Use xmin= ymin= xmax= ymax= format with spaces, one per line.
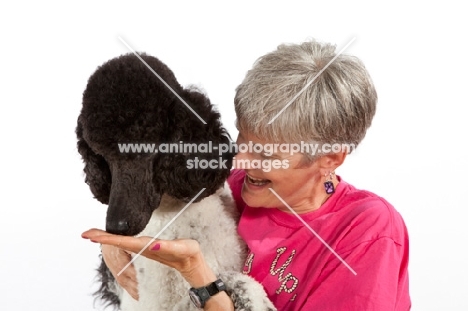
xmin=151 ymin=243 xmax=161 ymax=251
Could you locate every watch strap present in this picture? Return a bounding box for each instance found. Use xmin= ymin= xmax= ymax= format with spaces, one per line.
xmin=189 ymin=278 xmax=227 ymax=308
xmin=205 ymin=279 xmax=226 ymax=296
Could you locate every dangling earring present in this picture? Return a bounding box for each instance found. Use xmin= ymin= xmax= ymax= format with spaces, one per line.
xmin=324 ymin=171 xmax=335 ymax=194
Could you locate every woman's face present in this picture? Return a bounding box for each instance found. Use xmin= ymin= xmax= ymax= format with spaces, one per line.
xmin=234 ymin=131 xmax=324 ymax=213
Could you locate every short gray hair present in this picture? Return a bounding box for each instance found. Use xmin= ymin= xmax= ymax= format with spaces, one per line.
xmin=234 ymin=40 xmax=377 ymax=155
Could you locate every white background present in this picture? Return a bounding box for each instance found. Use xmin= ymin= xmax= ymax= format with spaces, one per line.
xmin=1 ymin=1 xmax=467 ymax=310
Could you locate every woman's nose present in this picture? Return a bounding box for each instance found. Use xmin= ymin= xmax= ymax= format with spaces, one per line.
xmin=234 ymin=149 xmax=253 ymax=161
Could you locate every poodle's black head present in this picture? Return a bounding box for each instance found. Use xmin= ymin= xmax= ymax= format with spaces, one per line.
xmin=77 ymin=53 xmax=234 ymax=236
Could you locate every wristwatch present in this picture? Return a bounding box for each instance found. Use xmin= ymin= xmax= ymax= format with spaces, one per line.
xmin=189 ymin=278 xmax=227 ymax=308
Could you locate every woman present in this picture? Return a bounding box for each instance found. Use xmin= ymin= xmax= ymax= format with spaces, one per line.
xmin=83 ymin=40 xmax=410 ymax=310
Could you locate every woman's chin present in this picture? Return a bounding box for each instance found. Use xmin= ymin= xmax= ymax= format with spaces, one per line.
xmin=242 ymin=181 xmax=272 ymax=208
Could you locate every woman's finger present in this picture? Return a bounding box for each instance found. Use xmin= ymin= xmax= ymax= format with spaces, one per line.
xmin=82 ymin=228 xmax=139 ymax=246
xmin=118 ymin=274 xmax=139 ymax=300
xmin=100 ymin=244 xmax=140 ymax=300
xmin=82 ymin=229 xmax=155 ymax=253
xmin=82 ymin=228 xmax=114 ymax=240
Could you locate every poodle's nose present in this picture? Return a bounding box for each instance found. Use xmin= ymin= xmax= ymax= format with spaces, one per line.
xmin=106 ymin=220 xmax=130 ymax=235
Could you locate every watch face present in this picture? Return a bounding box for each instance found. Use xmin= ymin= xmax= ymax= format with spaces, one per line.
xmin=189 ymin=290 xmax=202 ymax=308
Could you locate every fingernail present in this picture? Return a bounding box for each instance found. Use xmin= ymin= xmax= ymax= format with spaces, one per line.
xmin=151 ymin=243 xmax=160 ymax=251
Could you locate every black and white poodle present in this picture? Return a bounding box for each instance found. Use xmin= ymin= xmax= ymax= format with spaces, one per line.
xmin=77 ymin=53 xmax=275 ymax=310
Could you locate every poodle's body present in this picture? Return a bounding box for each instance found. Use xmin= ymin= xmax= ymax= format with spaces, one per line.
xmin=77 ymin=53 xmax=275 ymax=310
xmin=119 ymin=190 xmax=244 ymax=310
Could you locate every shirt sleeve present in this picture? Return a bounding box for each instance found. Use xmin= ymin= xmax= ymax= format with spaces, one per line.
xmin=302 ymin=236 xmax=410 ymax=311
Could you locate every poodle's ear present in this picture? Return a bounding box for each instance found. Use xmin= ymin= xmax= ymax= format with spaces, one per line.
xmin=76 ymin=119 xmax=111 ymax=204
xmin=157 ymin=88 xmax=235 ymax=202
xmin=157 ymin=139 xmax=233 ymax=203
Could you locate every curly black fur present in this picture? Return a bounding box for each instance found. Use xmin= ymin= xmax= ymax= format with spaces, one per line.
xmin=94 ymin=257 xmax=120 ymax=310
xmin=77 ymin=53 xmax=235 ymax=309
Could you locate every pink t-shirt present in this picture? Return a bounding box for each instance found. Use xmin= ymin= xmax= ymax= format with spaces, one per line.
xmin=228 ymin=169 xmax=411 ymax=311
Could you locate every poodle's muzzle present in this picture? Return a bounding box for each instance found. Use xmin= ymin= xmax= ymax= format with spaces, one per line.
xmin=106 ymin=159 xmax=161 ymax=236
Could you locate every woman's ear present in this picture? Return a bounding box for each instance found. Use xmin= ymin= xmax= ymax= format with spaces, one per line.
xmin=318 ymin=151 xmax=347 ymax=172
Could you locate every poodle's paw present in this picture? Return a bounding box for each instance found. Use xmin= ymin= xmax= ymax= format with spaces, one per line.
xmin=219 ymin=271 xmax=277 ymax=311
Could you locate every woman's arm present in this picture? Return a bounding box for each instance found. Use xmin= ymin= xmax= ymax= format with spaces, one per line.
xmin=182 ymin=251 xmax=233 ymax=311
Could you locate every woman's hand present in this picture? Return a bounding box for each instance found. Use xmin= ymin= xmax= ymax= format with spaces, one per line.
xmin=82 ymin=229 xmax=212 ymax=287
xmin=100 ymin=244 xmax=139 ymax=300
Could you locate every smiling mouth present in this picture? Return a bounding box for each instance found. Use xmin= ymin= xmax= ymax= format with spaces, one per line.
xmin=246 ymin=174 xmax=271 ymax=186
